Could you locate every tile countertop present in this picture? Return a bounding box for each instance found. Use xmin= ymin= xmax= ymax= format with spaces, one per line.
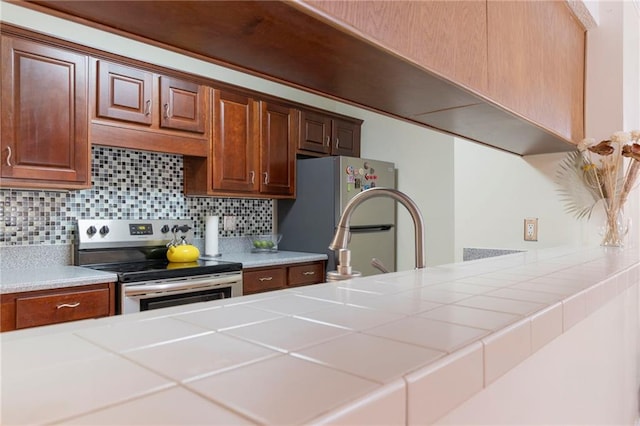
xmin=0 ymin=251 xmax=327 ymax=294
xmin=1 ymin=246 xmax=638 ymax=425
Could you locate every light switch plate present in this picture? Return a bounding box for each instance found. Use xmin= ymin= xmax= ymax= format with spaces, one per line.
xmin=524 ymin=218 xmax=538 ymax=241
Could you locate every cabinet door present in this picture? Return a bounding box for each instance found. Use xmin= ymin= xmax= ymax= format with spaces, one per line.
xmin=260 ymin=101 xmax=298 ymax=197
xmin=288 ymin=262 xmax=325 ymax=287
xmin=487 ymin=1 xmax=584 ymax=142
xmin=0 ymin=36 xmax=89 ymax=188
xmin=305 ymin=0 xmax=488 ymax=96
xmin=96 ymin=60 xmax=153 ymax=125
xmin=243 ymin=267 xmax=287 ymax=294
xmin=159 ymin=76 xmax=207 ymax=133
xmin=15 ymin=288 xmax=111 ymax=329
xmin=299 ymin=110 xmax=331 ymax=154
xmin=331 ymin=117 xmax=361 ymax=157
xmin=212 ymin=90 xmax=259 ymax=192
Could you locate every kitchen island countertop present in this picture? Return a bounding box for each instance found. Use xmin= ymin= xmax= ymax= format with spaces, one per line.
xmin=1 ymin=245 xmax=638 ymax=425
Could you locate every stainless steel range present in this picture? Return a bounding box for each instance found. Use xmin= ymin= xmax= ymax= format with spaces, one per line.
xmin=75 ymin=219 xmax=243 ymax=314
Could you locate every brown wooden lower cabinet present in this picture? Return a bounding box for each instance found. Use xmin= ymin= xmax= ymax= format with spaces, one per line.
xmin=0 ymin=283 xmax=116 ymax=332
xmin=243 ymin=260 xmax=327 ymax=295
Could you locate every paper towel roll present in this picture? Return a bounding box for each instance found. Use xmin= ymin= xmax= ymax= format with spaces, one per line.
xmin=205 ymin=215 xmax=220 ymax=256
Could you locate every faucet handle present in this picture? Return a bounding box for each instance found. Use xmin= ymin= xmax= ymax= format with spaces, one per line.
xmin=371 ymin=258 xmax=389 ymax=274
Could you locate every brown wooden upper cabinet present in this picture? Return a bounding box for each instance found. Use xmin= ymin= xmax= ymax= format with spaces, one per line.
xmin=211 ymin=90 xmax=259 ymax=193
xmin=184 ymin=90 xmax=298 ymax=198
xmin=91 ymin=59 xmax=210 ymax=156
xmin=303 ymin=0 xmax=584 ymax=145
xmin=159 ymin=76 xmax=207 ymax=133
xmin=304 ymin=1 xmax=488 ymax=95
xmin=0 ymin=35 xmax=90 ymax=190
xmin=260 ymin=100 xmax=298 ymax=196
xmin=486 ymin=1 xmax=584 ymax=143
xmin=298 ymin=110 xmax=361 ymax=157
xmin=96 ymin=61 xmax=153 ymax=125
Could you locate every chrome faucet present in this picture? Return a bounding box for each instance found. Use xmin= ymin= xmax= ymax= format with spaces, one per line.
xmin=327 ymin=187 xmax=426 ymax=281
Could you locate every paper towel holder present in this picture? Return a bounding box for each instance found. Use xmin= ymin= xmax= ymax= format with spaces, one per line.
xmin=203 ymin=215 xmax=222 ymax=259
xmin=200 ymin=253 xmax=222 ymax=259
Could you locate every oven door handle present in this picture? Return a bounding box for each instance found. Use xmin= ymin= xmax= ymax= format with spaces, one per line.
xmin=124 ymin=274 xmax=241 ymax=297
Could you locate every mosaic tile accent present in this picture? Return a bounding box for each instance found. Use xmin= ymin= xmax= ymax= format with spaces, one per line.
xmin=0 ymin=147 xmax=273 ymax=246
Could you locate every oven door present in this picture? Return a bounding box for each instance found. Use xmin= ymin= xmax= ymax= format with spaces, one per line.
xmin=121 ymin=272 xmax=243 ymax=314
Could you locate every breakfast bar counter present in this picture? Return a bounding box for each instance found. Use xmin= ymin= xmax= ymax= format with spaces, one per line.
xmin=1 ymin=245 xmax=638 ymax=425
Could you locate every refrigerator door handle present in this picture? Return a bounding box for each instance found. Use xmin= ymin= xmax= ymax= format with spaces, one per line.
xmin=349 ymin=224 xmax=394 ymax=233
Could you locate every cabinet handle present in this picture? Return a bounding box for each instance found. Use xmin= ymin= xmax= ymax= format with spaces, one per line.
xmin=57 ymin=302 xmax=80 ymax=309
xmin=263 ymin=172 xmax=269 ymax=184
xmin=163 ymin=103 xmax=170 ymax=118
xmin=302 ymin=271 xmax=315 ymax=275
xmin=145 ymin=100 xmax=152 ymax=116
xmin=5 ymin=147 xmax=12 ymax=167
xmin=249 ymin=171 xmax=255 ymax=184
xmin=258 ymin=276 xmax=273 ymax=281
xmin=335 ymin=137 xmax=340 ymax=149
xmin=325 ymin=135 xmax=330 ymax=146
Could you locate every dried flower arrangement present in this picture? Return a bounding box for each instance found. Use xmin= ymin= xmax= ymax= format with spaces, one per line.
xmin=556 ymin=130 xmax=640 ymax=246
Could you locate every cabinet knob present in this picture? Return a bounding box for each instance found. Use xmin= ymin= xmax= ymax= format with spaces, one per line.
xmin=325 ymin=135 xmax=330 ymax=147
xmin=263 ymin=172 xmax=269 ymax=185
xmin=258 ymin=276 xmax=273 ymax=281
xmin=145 ymin=100 xmax=152 ymax=116
xmin=303 ymin=271 xmax=315 ymax=275
xmin=249 ymin=171 xmax=255 ymax=184
xmin=164 ymin=103 xmax=170 ymax=119
xmin=335 ymin=137 xmax=340 ymax=149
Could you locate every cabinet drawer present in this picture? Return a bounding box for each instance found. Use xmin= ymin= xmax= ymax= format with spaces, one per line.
xmin=288 ymin=262 xmax=325 ymax=287
xmin=15 ymin=288 xmax=111 ymax=329
xmin=243 ymin=267 xmax=286 ymax=294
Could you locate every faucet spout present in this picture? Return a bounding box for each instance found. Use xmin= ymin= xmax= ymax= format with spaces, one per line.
xmin=327 ymin=187 xmax=425 ymax=281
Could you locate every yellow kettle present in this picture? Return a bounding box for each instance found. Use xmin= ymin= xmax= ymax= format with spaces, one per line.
xmin=167 ymin=237 xmax=200 ymax=263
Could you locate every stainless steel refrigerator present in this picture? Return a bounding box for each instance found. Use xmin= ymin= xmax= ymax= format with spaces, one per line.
xmin=278 ymin=156 xmax=396 ymax=277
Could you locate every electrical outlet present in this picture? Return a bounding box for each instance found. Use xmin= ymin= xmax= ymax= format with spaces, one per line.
xmin=223 ymin=216 xmax=236 ymax=231
xmin=524 ymin=218 xmax=538 ymax=241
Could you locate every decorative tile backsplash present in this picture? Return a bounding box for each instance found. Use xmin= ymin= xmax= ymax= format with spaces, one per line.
xmin=0 ymin=147 xmax=273 ymax=246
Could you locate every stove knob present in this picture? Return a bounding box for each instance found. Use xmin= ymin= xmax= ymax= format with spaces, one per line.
xmin=99 ymin=225 xmax=110 ymax=236
xmin=161 ymin=225 xmax=170 ymax=233
xmin=86 ymin=226 xmax=97 ymax=236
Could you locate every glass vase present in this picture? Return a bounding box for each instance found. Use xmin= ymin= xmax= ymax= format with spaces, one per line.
xmin=600 ymin=207 xmax=629 ymax=247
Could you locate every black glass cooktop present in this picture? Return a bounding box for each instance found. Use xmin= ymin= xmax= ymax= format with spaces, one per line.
xmin=89 ymin=259 xmax=243 ymax=283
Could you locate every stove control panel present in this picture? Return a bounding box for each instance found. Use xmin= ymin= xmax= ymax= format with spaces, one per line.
xmin=129 ymin=223 xmax=154 ymax=236
xmin=76 ymin=219 xmax=195 ymax=249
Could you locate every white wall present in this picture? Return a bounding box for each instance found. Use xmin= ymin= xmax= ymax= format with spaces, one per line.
xmin=453 ymin=0 xmax=640 ymax=260
xmin=585 ymin=0 xmax=640 ymax=249
xmin=453 ymin=141 xmax=587 ymax=262
xmin=357 ymin=119 xmax=455 ymax=269
xmin=623 ymin=0 xmax=640 ymax=248
xmin=2 ymin=1 xmax=637 ymax=268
